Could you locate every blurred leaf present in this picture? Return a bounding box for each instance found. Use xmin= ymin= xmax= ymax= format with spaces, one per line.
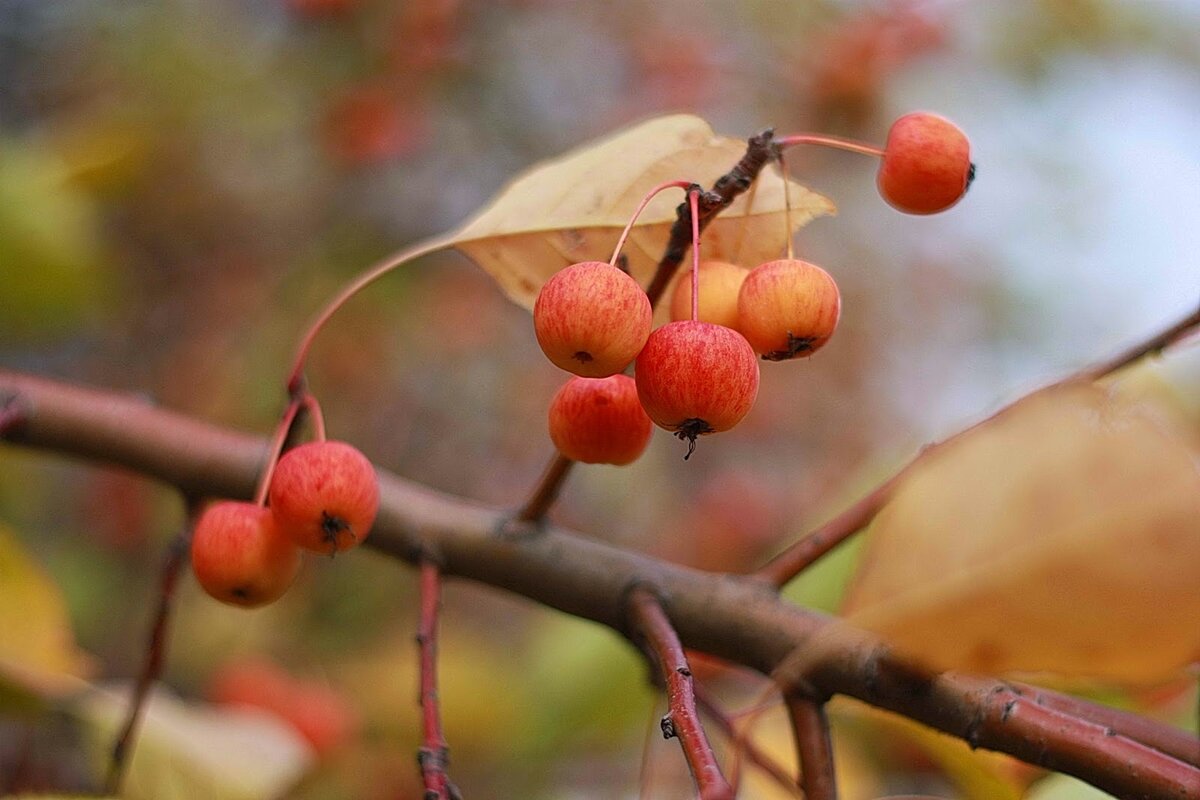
xmin=0 ymin=522 xmax=93 ymax=705
xmin=1024 ymin=773 xmax=1118 ymax=800
xmin=450 ymin=114 xmax=834 ymax=311
xmin=75 ymin=684 xmax=313 ymax=800
xmin=842 ymin=384 xmax=1200 ymax=683
xmin=0 ymin=140 xmax=111 ymax=338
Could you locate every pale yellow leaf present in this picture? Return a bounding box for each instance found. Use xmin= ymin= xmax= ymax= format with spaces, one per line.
xmin=75 ymin=684 xmax=313 ymax=800
xmin=449 ymin=114 xmax=835 ymax=310
xmin=0 ymin=522 xmax=92 ymax=701
xmin=842 ymin=384 xmax=1200 ymax=683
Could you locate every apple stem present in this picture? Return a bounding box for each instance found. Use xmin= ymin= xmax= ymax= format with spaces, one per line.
xmin=778 ymin=150 xmax=795 ymax=261
xmin=253 ymin=396 xmax=304 ymax=507
xmin=608 ymin=179 xmax=696 ymax=270
xmin=303 ymin=393 xmax=327 ymax=442
xmin=688 ymin=187 xmax=701 ymax=322
xmin=774 ymin=133 xmax=885 ymax=159
xmin=286 ymin=233 xmax=454 ymax=396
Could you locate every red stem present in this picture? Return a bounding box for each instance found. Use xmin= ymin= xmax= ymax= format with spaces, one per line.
xmin=755 ymin=301 xmax=1200 ymax=588
xmin=252 ymin=397 xmax=303 ymax=507
xmin=689 ymin=188 xmax=701 ymax=321
xmin=785 ymin=694 xmax=838 ymax=800
xmin=417 ymin=558 xmax=457 ymax=799
xmin=628 ymin=587 xmax=734 ymax=800
xmin=286 ymin=234 xmax=452 ymax=394
xmin=608 ymin=179 xmax=695 ymax=268
xmin=104 ymin=514 xmax=195 ymax=795
xmin=774 ymin=133 xmax=885 ymax=159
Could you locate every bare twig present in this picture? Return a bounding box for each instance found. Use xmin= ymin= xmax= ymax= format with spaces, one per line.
xmin=417 ymin=558 xmax=459 ymax=800
xmin=754 ymin=301 xmax=1200 ymax=588
xmin=692 ymin=682 xmax=800 ymax=797
xmin=786 ymin=693 xmax=837 ymax=800
xmin=513 ymin=453 xmax=572 ymax=525
xmin=628 ymin=587 xmax=734 ymax=800
xmin=104 ymin=512 xmax=196 ymax=795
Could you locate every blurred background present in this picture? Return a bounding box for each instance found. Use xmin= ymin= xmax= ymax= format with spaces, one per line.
xmin=1 ymin=1 xmax=1197 ymax=797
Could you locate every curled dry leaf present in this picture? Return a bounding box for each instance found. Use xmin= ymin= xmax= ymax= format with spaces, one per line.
xmin=448 ymin=114 xmax=835 ymax=310
xmin=841 ymin=384 xmax=1200 ymax=684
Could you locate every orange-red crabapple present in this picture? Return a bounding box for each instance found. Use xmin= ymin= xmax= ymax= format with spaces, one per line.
xmin=548 ymin=374 xmax=653 ymax=465
xmin=190 ymin=501 xmax=301 ymax=608
xmin=268 ymin=440 xmax=380 ymax=555
xmin=737 ymin=259 xmax=841 ymax=360
xmin=634 ymin=320 xmax=760 ymax=458
xmin=668 ymin=259 xmax=750 ymax=329
xmin=877 ymin=111 xmax=973 ymax=215
xmin=533 ymin=261 xmax=652 ymax=377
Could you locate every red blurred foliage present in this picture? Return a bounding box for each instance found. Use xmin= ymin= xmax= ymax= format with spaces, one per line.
xmin=79 ymin=470 xmax=154 ymax=551
xmin=799 ymin=1 xmax=947 ymax=125
xmin=656 ymin=469 xmax=783 ymax=574
xmin=287 ymin=0 xmax=361 ymax=19
xmin=323 ymin=84 xmax=428 ymax=167
xmin=629 ymin=28 xmax=720 ymax=111
xmin=208 ymin=658 xmax=361 ymax=757
xmin=389 ymin=0 xmax=466 ymax=72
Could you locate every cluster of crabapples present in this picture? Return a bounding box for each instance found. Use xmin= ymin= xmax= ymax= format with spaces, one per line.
xmin=538 ymin=111 xmax=972 ymax=463
xmin=191 ymin=439 xmax=380 ymax=608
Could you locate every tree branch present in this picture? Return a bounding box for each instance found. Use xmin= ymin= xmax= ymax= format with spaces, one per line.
xmin=692 ymin=683 xmax=800 ymax=797
xmin=754 ymin=301 xmax=1200 ymax=588
xmin=416 ymin=558 xmax=459 ymax=800
xmin=786 ymin=693 xmax=838 ymax=800
xmin=627 ymin=587 xmax=733 ymax=800
xmin=104 ymin=516 xmax=194 ymax=795
xmin=1 ymin=367 xmax=1197 ymax=799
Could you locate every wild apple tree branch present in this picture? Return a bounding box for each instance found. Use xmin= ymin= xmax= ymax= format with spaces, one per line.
xmin=754 ymin=301 xmax=1200 ymax=587
xmin=1 ymin=365 xmax=1197 ymax=799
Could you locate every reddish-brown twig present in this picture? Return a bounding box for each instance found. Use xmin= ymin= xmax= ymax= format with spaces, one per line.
xmin=628 ymin=587 xmax=734 ymax=800
xmin=4 ymin=367 xmax=1198 ymax=798
xmin=755 ymin=301 xmax=1200 ymax=588
xmin=1011 ymin=681 xmax=1200 ymax=768
xmin=416 ymin=558 xmax=459 ymax=800
xmin=692 ymin=682 xmax=800 ymax=797
xmin=104 ymin=511 xmax=196 ymax=795
xmin=786 ymin=694 xmax=838 ymax=800
xmin=0 ymin=394 xmax=26 ymax=437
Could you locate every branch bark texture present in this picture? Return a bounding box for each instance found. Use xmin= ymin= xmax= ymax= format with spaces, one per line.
xmin=1 ymin=368 xmax=1197 ymax=800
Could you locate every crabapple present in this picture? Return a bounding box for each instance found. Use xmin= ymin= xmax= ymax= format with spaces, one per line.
xmin=634 ymin=320 xmax=759 ymax=458
xmin=268 ymin=440 xmax=379 ymax=555
xmin=548 ymin=374 xmax=653 ymax=465
xmin=533 ymin=261 xmax=652 ymax=377
xmin=737 ymin=258 xmax=841 ymax=360
xmin=668 ymin=259 xmax=749 ymax=328
xmin=877 ymin=111 xmax=973 ymax=214
xmin=190 ymin=501 xmax=300 ymax=608
xmin=208 ymin=658 xmax=360 ymax=757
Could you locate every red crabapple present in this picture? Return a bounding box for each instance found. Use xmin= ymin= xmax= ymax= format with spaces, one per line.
xmin=191 ymin=501 xmax=301 ymax=608
xmin=877 ymin=112 xmax=973 ymax=214
xmin=668 ymin=259 xmax=750 ymax=329
xmin=268 ymin=441 xmax=379 ymax=555
xmin=634 ymin=321 xmax=760 ymax=458
xmin=533 ymin=261 xmax=652 ymax=377
xmin=548 ymin=374 xmax=653 ymax=465
xmin=737 ymin=259 xmax=841 ymax=360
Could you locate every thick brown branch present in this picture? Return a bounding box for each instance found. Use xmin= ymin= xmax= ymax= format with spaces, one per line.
xmin=1 ymin=367 xmax=1197 ymax=799
xmin=755 ymin=301 xmax=1200 ymax=588
xmin=628 ymin=588 xmax=733 ymax=800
